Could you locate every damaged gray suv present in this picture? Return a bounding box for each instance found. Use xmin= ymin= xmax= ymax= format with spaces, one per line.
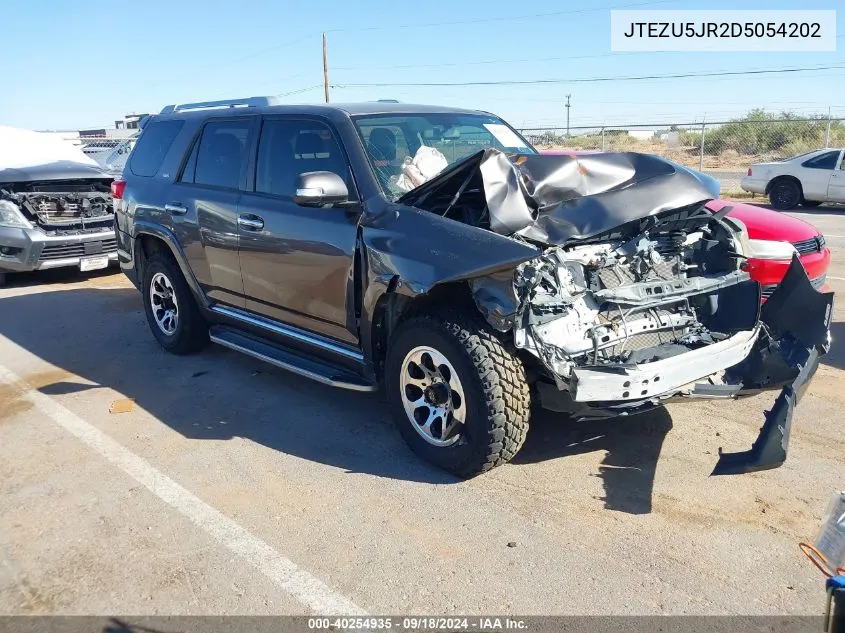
xmin=115 ymin=97 xmax=833 ymax=477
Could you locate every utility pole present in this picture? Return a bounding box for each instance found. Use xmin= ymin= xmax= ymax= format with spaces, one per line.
xmin=825 ymin=106 xmax=832 ymax=147
xmin=565 ymin=94 xmax=571 ymax=137
xmin=322 ymin=32 xmax=330 ymax=103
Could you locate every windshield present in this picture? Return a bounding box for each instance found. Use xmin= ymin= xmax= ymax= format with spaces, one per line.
xmin=353 ymin=113 xmax=536 ymax=201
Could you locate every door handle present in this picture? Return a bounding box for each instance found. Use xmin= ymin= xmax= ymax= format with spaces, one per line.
xmin=165 ymin=202 xmax=187 ymax=215
xmin=238 ymin=214 xmax=264 ymax=231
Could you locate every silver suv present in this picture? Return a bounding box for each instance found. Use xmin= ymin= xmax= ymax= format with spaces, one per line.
xmin=0 ymin=126 xmax=116 ymax=286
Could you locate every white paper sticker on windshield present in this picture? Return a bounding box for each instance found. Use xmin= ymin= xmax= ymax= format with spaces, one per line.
xmin=483 ymin=124 xmax=528 ymax=149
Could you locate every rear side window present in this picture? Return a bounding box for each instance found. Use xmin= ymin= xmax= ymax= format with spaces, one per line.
xmin=193 ymin=120 xmax=251 ymax=190
xmin=802 ymin=151 xmax=840 ymax=170
xmin=129 ymin=120 xmax=184 ymax=177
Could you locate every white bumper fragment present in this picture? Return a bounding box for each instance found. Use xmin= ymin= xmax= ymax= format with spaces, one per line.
xmin=571 ymin=326 xmax=760 ymax=402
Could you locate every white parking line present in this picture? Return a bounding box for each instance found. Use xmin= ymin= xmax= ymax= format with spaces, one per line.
xmin=0 ymin=360 xmax=364 ymax=616
xmin=827 ymin=276 xmax=845 ymax=282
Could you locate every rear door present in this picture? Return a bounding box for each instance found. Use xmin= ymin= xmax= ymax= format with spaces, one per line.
xmin=236 ymin=116 xmax=361 ymax=345
xmin=173 ymin=117 xmax=257 ymax=307
xmin=798 ymin=150 xmax=841 ymax=201
xmin=826 ymin=150 xmax=845 ymax=202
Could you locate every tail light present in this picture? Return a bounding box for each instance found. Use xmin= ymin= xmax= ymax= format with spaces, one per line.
xmin=747 ymin=168 xmax=752 ymax=176
xmin=111 ymin=179 xmax=126 ymax=199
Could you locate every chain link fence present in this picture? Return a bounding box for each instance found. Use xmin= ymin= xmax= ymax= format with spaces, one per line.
xmin=518 ymin=117 xmax=845 ymax=195
xmin=78 ymin=136 xmax=137 ymax=174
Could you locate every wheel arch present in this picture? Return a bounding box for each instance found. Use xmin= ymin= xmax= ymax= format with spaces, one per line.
xmin=765 ymin=174 xmax=803 ymax=195
xmin=368 ymin=280 xmax=478 ymax=381
xmin=133 ymin=224 xmax=208 ymax=309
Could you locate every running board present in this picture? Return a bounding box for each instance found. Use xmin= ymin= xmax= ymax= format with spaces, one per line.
xmin=209 ymin=326 xmax=377 ymax=392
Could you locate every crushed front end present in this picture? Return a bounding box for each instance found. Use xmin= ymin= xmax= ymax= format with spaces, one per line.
xmin=400 ymin=149 xmax=833 ymax=474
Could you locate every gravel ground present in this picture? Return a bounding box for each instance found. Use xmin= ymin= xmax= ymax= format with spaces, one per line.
xmin=0 ymin=205 xmax=843 ymax=616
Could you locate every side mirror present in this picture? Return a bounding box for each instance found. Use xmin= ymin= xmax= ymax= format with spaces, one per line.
xmin=293 ymin=171 xmax=349 ymax=206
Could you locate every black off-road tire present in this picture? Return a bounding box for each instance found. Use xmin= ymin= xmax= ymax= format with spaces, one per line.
xmin=386 ymin=310 xmax=531 ymax=477
xmin=141 ymin=252 xmax=208 ymax=355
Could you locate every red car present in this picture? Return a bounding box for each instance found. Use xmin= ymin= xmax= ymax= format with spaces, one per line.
xmin=706 ymin=199 xmax=830 ymax=299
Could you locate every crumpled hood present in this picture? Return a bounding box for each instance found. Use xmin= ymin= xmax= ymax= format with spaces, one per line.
xmin=400 ymin=149 xmax=720 ymax=245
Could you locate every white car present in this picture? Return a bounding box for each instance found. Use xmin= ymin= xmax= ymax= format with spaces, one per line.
xmin=741 ymin=148 xmax=845 ymax=210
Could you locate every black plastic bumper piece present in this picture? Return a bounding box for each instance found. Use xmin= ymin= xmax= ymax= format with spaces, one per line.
xmin=712 ymin=346 xmax=819 ymax=475
xmin=712 ymin=255 xmax=833 ymax=475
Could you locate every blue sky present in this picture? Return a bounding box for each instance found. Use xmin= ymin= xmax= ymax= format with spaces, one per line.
xmin=2 ymin=0 xmax=842 ymax=131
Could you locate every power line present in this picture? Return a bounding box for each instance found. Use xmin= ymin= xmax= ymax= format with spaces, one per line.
xmin=147 ymin=0 xmax=675 ymax=91
xmin=324 ymin=0 xmax=674 ymax=33
xmin=277 ymin=85 xmax=324 ymax=98
xmin=332 ymin=51 xmax=658 ymax=72
xmin=332 ymin=63 xmax=845 ymax=88
xmin=520 ymin=116 xmax=845 ymax=130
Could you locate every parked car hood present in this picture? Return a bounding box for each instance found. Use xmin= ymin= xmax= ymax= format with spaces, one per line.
xmin=399 ymin=150 xmax=720 ymax=246
xmin=0 ymin=161 xmax=112 ymax=185
xmin=0 ymin=125 xmax=109 ymax=184
xmin=707 ymin=199 xmax=820 ymax=242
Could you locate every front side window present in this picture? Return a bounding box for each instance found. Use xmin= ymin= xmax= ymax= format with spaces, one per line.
xmin=352 ymin=113 xmax=536 ymax=201
xmin=802 ymin=150 xmax=840 ymax=170
xmin=193 ymin=120 xmax=251 ymax=189
xmin=255 ymin=119 xmax=350 ymax=197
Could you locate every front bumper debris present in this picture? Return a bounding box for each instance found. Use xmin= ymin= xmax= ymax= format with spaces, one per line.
xmin=713 ymin=255 xmax=833 ymax=475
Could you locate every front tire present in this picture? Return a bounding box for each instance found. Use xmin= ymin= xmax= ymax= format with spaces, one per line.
xmin=768 ymin=179 xmax=801 ymax=210
xmin=386 ymin=310 xmax=530 ymax=477
xmin=141 ymin=253 xmax=208 ymax=354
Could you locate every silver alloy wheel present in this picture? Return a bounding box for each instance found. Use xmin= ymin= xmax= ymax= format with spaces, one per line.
xmin=150 ymin=272 xmax=179 ymax=336
xmin=399 ymin=346 xmax=466 ymax=447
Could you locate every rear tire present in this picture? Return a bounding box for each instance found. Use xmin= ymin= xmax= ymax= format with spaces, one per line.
xmin=386 ymin=310 xmax=530 ymax=477
xmin=768 ymin=179 xmax=801 ymax=210
xmin=141 ymin=253 xmax=208 ymax=355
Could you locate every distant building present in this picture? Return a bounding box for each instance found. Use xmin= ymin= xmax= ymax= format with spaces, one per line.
xmin=115 ymin=113 xmax=149 ymax=130
xmin=627 ymin=130 xmax=656 ymax=140
xmin=79 ymin=114 xmax=149 ymax=139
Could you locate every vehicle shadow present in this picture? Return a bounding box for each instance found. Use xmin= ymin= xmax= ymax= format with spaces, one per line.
xmin=513 ymin=406 xmax=673 ymax=515
xmin=2 ymin=264 xmax=120 ymax=289
xmin=0 ymin=285 xmax=672 ymax=508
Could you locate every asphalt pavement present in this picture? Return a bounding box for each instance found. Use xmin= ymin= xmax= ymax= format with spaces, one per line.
xmin=0 ymin=204 xmax=843 ymax=615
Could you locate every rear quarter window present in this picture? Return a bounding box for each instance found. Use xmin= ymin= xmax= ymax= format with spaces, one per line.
xmin=129 ymin=120 xmax=184 ymax=177
xmin=801 ymin=151 xmax=840 ymax=170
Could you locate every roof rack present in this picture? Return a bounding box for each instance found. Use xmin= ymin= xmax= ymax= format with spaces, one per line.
xmin=159 ymin=96 xmax=281 ymax=115
xmin=375 ymin=99 xmax=401 ymax=103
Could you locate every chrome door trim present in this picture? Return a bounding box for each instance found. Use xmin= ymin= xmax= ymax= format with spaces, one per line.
xmin=209 ymin=304 xmax=364 ymax=363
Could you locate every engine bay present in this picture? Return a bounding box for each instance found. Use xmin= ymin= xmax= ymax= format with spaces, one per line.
xmin=1 ymin=179 xmax=113 ymax=235
xmin=511 ymin=204 xmax=760 ymax=391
